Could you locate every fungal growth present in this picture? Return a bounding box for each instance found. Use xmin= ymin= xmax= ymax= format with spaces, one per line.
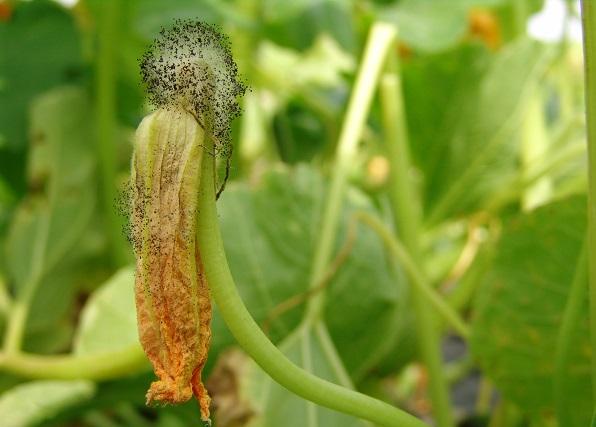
xmin=131 ymin=21 xmax=245 ymax=422
xmin=140 ymin=20 xmax=246 ymax=154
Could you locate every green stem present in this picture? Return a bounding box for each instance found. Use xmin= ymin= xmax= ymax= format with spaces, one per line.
xmin=554 ymin=241 xmax=588 ymax=426
xmin=196 ymin=137 xmax=427 ymax=427
xmin=314 ymin=322 xmax=354 ymax=388
xmin=581 ymin=0 xmax=596 ymax=402
xmin=0 ymin=345 xmax=148 ymax=380
xmin=3 ymin=301 xmax=29 ymax=354
xmin=486 ymin=141 xmax=585 ymax=213
xmin=3 ymin=210 xmax=51 ymax=354
xmin=379 ymin=70 xmax=419 ymax=251
xmin=520 ymin=87 xmax=550 ymax=210
xmin=446 ymin=241 xmax=494 ymax=312
xmin=355 ymin=212 xmax=470 ymax=339
xmin=380 ymin=55 xmax=454 ymax=427
xmin=303 ymin=23 xmax=397 ymax=324
xmin=96 ymin=0 xmax=128 ymax=266
xmin=0 ymin=274 xmax=11 ymax=317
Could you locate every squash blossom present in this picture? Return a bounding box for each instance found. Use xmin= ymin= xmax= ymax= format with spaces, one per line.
xmin=131 ymin=20 xmax=245 ymax=421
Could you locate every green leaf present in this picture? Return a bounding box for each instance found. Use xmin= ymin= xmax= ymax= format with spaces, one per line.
xmin=382 ymin=0 xmax=469 ymax=53
xmin=73 ymin=267 xmax=138 ymax=355
xmin=496 ymin=0 xmax=546 ymax=42
xmin=380 ymin=0 xmax=507 ymax=53
xmin=0 ymin=175 xmax=15 ymax=245
xmin=261 ymin=0 xmax=356 ymax=52
xmin=235 ymin=325 xmax=365 ymax=426
xmin=380 ymin=0 xmax=509 ymax=53
xmin=471 ymin=195 xmax=592 ymax=426
xmin=5 ymin=86 xmax=95 ymax=291
xmin=256 ymin=35 xmax=354 ymax=163
xmin=258 ymin=35 xmax=354 ymax=101
xmin=0 ymin=0 xmax=82 ymax=192
xmin=212 ymin=166 xmax=406 ymax=380
xmin=404 ymin=38 xmax=554 ymax=221
xmin=132 ymin=0 xmax=220 ymax=39
xmin=3 ymin=86 xmax=96 ymax=350
xmin=262 ymin=0 xmax=338 ymax=22
xmin=0 ymin=380 xmax=95 ymax=427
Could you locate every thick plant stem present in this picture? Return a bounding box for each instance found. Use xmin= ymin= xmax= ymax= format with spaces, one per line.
xmin=303 ymin=23 xmax=397 ymax=324
xmin=380 ymin=59 xmax=454 ymax=427
xmin=581 ymin=0 xmax=596 ymax=402
xmin=96 ymin=0 xmax=128 ymax=266
xmin=554 ymin=242 xmax=588 ymax=426
xmin=196 ymin=139 xmax=427 ymax=427
xmin=0 ymin=345 xmax=148 ymax=380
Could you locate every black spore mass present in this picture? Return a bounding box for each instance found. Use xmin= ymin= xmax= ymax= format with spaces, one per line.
xmin=140 ymin=20 xmax=246 ymax=154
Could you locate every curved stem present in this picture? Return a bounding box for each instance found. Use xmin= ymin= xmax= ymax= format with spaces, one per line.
xmin=486 ymin=140 xmax=585 ymax=213
xmin=380 ymin=54 xmax=454 ymax=427
xmin=581 ymin=0 xmax=596 ymax=402
xmin=3 ymin=211 xmax=51 ymax=354
xmin=355 ymin=212 xmax=470 ymax=339
xmin=0 ymin=345 xmax=148 ymax=380
xmin=303 ymin=23 xmax=397 ymax=324
xmin=96 ymin=0 xmax=129 ymax=266
xmin=0 ymin=274 xmax=11 ymax=318
xmin=554 ymin=241 xmax=588 ymax=425
xmin=196 ymin=138 xmax=427 ymax=427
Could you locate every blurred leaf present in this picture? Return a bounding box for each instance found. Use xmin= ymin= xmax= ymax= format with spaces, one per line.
xmin=324 ymin=211 xmax=408 ymax=378
xmin=0 ymin=175 xmax=15 ymax=239
xmin=0 ymin=0 xmax=82 ymax=189
xmin=380 ymin=0 xmax=507 ymax=53
xmin=272 ymin=104 xmax=323 ymax=164
xmin=232 ymin=327 xmax=365 ymax=427
xmin=383 ymin=0 xmax=469 ymax=53
xmin=403 ymin=38 xmax=553 ymax=221
xmin=262 ymin=0 xmax=356 ymax=51
xmin=73 ymin=267 xmax=138 ymax=355
xmin=212 ymin=166 xmax=405 ymax=379
xmin=40 ymin=375 xmax=158 ymax=426
xmin=258 ymin=35 xmax=354 ymax=100
xmin=496 ymin=0 xmax=546 ymax=42
xmin=0 ymin=380 xmax=95 ymax=427
xmin=471 ymin=195 xmax=592 ymax=426
xmin=256 ymin=35 xmax=352 ymax=163
xmin=402 ymin=41 xmax=484 ymax=166
xmin=156 ymin=412 xmax=187 ymax=427
xmin=403 ymin=43 xmax=488 ymax=189
xmin=132 ymin=0 xmax=221 ymax=40
xmin=262 ymin=0 xmax=342 ymax=21
xmin=0 ymin=372 xmax=22 ymax=396
xmin=24 ymin=320 xmax=74 ymax=355
xmin=3 ymin=86 xmax=96 ymax=350
xmin=5 ymin=86 xmax=94 ymax=289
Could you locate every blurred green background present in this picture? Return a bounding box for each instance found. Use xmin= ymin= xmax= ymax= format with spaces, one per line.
xmin=0 ymin=0 xmax=591 ymax=426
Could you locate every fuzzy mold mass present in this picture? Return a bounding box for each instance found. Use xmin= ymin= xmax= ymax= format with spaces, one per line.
xmin=139 ymin=20 xmax=246 ymax=155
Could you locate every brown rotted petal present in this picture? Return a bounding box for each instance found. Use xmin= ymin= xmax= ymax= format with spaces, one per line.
xmin=131 ymin=107 xmax=212 ymax=420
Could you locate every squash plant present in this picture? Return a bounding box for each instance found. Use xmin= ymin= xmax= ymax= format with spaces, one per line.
xmin=0 ymin=0 xmax=593 ymax=427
